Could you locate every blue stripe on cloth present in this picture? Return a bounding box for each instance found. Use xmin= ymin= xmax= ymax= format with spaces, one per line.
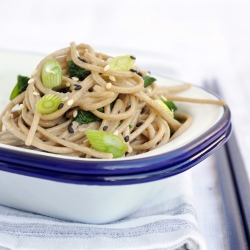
xmin=110 ymin=203 xmax=196 ymax=224
xmin=0 ymin=205 xmax=64 ymax=222
xmin=0 ymin=219 xmax=198 ymax=239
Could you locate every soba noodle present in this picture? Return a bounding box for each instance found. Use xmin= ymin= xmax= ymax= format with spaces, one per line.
xmin=0 ymin=42 xmax=226 ymax=159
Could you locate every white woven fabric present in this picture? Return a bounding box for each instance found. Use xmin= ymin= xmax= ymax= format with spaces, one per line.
xmin=0 ymin=171 xmax=206 ymax=250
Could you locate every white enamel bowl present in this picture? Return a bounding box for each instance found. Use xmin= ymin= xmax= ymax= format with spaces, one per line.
xmin=0 ymin=51 xmax=232 ymax=223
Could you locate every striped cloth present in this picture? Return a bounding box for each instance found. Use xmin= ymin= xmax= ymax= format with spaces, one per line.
xmin=0 ymin=171 xmax=206 ymax=250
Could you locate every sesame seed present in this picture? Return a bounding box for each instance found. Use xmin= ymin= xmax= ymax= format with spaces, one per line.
xmin=106 ymin=82 xmax=112 ymax=89
xmin=67 ymin=99 xmax=74 ymax=106
xmin=146 ymin=88 xmax=152 ymax=93
xmin=73 ymin=110 xmax=78 ymax=117
xmin=137 ymin=72 xmax=143 ymax=76
xmin=85 ymin=49 xmax=88 ymax=52
xmin=124 ymin=135 xmax=129 ymax=142
xmin=76 ymin=50 xmax=80 ymax=56
xmin=130 ymin=55 xmax=136 ymax=60
xmin=104 ymin=65 xmax=110 ymax=71
xmin=130 ymin=69 xmax=137 ymax=73
xmin=72 ymin=77 xmax=79 ymax=81
xmin=58 ymin=103 xmax=64 ymax=110
xmin=74 ymin=84 xmax=82 ymax=90
xmin=33 ymin=92 xmax=40 ymax=96
xmin=66 ymin=82 xmax=70 ymax=87
xmin=68 ymin=123 xmax=74 ymax=133
xmin=62 ymin=96 xmax=68 ymax=102
xmin=78 ymin=57 xmax=88 ymax=63
xmin=113 ymin=130 xmax=119 ymax=136
xmin=103 ymin=126 xmax=108 ymax=131
xmin=28 ymin=78 xmax=35 ymax=84
xmin=109 ymin=76 xmax=116 ymax=82
xmin=136 ymin=122 xmax=143 ymax=127
xmin=31 ymin=70 xmax=37 ymax=76
xmin=19 ymin=104 xmax=24 ymax=109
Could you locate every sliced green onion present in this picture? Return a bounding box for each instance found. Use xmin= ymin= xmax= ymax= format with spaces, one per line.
xmin=155 ymin=99 xmax=174 ymax=118
xmin=36 ymin=94 xmax=62 ymax=114
xmin=108 ymin=55 xmax=135 ymax=71
xmin=86 ymin=129 xmax=128 ymax=158
xmin=42 ymin=59 xmax=62 ymax=89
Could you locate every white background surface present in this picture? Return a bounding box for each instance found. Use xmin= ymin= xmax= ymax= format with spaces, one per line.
xmin=1 ymin=0 xmax=250 ymax=249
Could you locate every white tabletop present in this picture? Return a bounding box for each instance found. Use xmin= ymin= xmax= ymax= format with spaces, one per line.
xmin=1 ymin=1 xmax=250 ymax=249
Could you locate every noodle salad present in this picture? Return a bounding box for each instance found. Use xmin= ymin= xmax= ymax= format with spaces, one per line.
xmin=0 ymin=42 xmax=225 ymax=159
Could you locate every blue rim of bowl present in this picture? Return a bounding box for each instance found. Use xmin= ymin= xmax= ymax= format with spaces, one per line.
xmin=0 ymin=123 xmax=232 ymax=185
xmin=0 ymin=94 xmax=231 ymax=175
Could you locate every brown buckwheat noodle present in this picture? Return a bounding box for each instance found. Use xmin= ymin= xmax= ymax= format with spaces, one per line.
xmin=0 ymin=42 xmax=226 ymax=159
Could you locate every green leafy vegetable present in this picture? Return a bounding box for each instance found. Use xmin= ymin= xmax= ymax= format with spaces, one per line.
xmin=86 ymin=129 xmax=128 ymax=158
xmin=97 ymin=107 xmax=104 ymax=113
xmin=67 ymin=61 xmax=91 ymax=81
xmin=10 ymin=75 xmax=30 ymax=100
xmin=42 ymin=59 xmax=62 ymax=89
xmin=142 ymin=76 xmax=156 ymax=88
xmin=108 ymin=55 xmax=135 ymax=71
xmin=36 ymin=94 xmax=62 ymax=114
xmin=162 ymin=100 xmax=177 ymax=112
xmin=73 ymin=109 xmax=102 ymax=124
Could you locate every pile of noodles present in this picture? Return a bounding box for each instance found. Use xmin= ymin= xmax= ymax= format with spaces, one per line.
xmin=0 ymin=42 xmax=225 ymax=159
